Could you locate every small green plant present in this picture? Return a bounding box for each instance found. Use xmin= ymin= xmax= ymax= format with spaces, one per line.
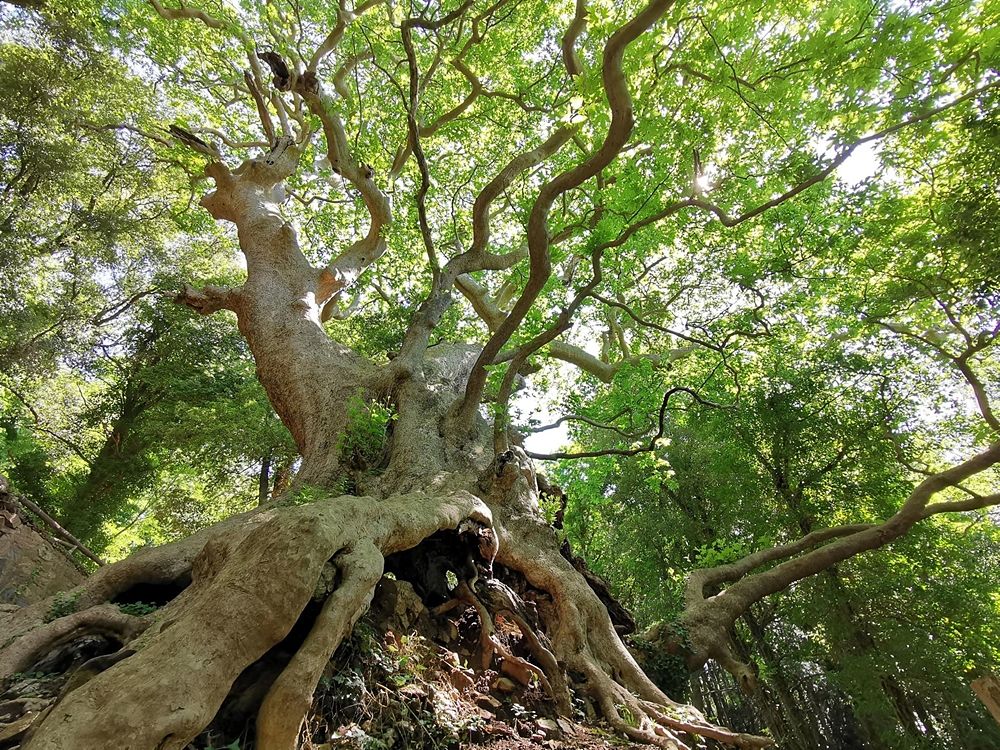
xmin=118 ymin=601 xmax=159 ymax=617
xmin=338 ymin=394 xmax=395 ymax=469
xmin=10 ymin=671 xmax=54 ymax=681
xmin=287 ymin=484 xmax=326 ymax=506
xmin=44 ymin=590 xmax=81 ymax=623
xmin=629 ymin=622 xmax=693 ymax=701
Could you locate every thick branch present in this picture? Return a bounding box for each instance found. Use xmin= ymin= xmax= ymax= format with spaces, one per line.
xmin=562 ymin=0 xmax=588 ymax=77
xmin=174 ymin=283 xmax=240 ymax=315
xmin=681 ymin=440 xmax=1000 ymax=676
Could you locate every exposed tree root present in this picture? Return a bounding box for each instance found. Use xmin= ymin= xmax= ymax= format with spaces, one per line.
xmin=479 ymin=579 xmax=570 ymax=712
xmin=453 ymin=579 xmax=564 ymax=709
xmin=0 ymin=604 xmax=148 ymax=677
xmin=12 ymin=491 xmax=491 ymax=750
xmin=477 ymin=450 xmax=774 ymax=749
xmin=256 ymin=542 xmax=383 ymax=750
xmin=640 ymin=700 xmax=777 ymax=749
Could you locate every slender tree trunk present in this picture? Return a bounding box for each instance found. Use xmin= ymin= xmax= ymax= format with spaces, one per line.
xmin=257 ymin=451 xmax=272 ymax=506
xmin=741 ymin=611 xmax=820 ymax=750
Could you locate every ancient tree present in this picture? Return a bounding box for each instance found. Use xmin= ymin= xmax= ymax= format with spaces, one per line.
xmin=1 ymin=0 xmax=998 ymax=748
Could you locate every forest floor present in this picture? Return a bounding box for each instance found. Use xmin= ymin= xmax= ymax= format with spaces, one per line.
xmin=0 ymin=574 xmax=658 ymax=750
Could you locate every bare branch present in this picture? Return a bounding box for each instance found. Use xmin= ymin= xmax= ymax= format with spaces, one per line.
xmin=530 ymin=412 xmax=652 ymax=441
xmin=0 ymin=380 xmax=91 ymax=464
xmin=689 ymin=80 xmax=1000 ymax=228
xmin=92 ymin=289 xmax=162 ymax=327
xmin=545 ymin=341 xmax=695 ymax=383
xmin=1 ymin=475 xmax=105 ymax=566
xmin=527 ymin=386 xmax=727 ymax=460
xmin=79 ymin=122 xmax=173 ymax=148
xmin=147 ymin=0 xmax=224 ymax=29
xmin=684 ymin=524 xmax=875 ymax=608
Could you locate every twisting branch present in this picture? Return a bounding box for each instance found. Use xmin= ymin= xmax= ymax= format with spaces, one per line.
xmin=489 ymin=193 xmax=702 ymax=449
xmin=453 ymin=128 xmax=574 ymax=274
xmin=458 ymin=0 xmax=679 ymax=426
xmin=386 ymin=0 xmax=524 ymax=178
xmin=455 ymin=275 xmax=694 ymax=381
xmin=679 ymin=438 xmax=1000 ymax=682
xmin=389 ymin=132 xmax=573 ymax=371
xmin=684 ymin=524 xmax=877 ymax=609
xmin=293 ymin=68 xmax=392 ymax=311
xmin=562 ymin=0 xmax=588 ymax=78
xmin=878 ymin=317 xmax=1000 ymax=434
xmin=527 ymin=386 xmax=727 ymax=460
xmin=401 ymin=8 xmax=457 ymax=279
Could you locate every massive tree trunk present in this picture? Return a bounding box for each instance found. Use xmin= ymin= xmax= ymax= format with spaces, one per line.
xmin=0 ymin=141 xmax=769 ymax=750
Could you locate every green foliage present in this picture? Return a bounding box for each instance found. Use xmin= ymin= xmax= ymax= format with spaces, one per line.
xmin=338 ymin=395 xmax=395 ymax=471
xmin=117 ymin=601 xmax=160 ymax=617
xmin=630 ymin=630 xmax=691 ymax=702
xmin=285 ymin=485 xmax=327 ymax=507
xmin=44 ymin=590 xmax=81 ymax=623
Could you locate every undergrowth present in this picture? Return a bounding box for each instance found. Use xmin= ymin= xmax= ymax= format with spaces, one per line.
xmin=304 ymin=621 xmax=488 ymax=749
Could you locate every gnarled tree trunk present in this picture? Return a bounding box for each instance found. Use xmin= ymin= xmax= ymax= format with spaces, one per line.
xmin=0 ymin=140 xmax=768 ymax=750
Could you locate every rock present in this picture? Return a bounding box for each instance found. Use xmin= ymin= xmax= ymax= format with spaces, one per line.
xmin=369 ymin=578 xmax=428 ymax=634
xmin=535 ymin=717 xmax=561 ymax=738
xmin=0 ymin=511 xmax=83 ymax=607
xmin=448 ymin=668 xmax=474 ymax=691
xmin=399 ymin=683 xmax=430 ymax=700
xmin=556 ymin=717 xmax=575 ymax=735
xmin=475 ymin=694 xmax=502 ymax=711
xmin=500 ymin=657 xmax=533 ymax=686
xmin=0 ymin=698 xmax=53 ymax=722
xmin=491 ymin=677 xmax=517 ymax=693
